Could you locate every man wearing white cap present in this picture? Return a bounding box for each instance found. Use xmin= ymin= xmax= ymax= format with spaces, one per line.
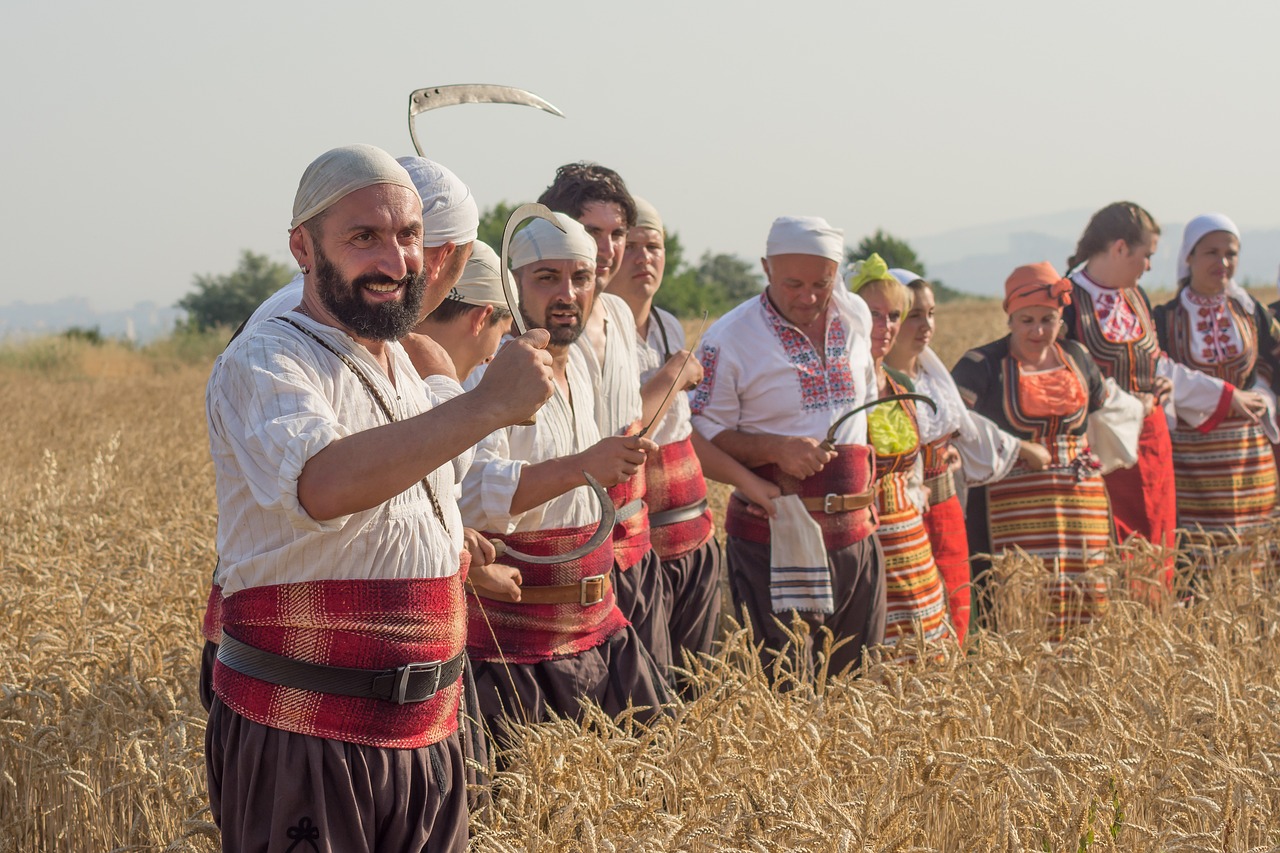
xmin=460 ymin=213 xmax=671 ymax=741
xmin=611 ymin=196 xmax=784 ymax=674
xmin=413 ymin=241 xmax=514 ymax=383
xmin=538 ymin=164 xmax=692 ymax=674
xmin=690 ymin=215 xmax=886 ymax=677
xmin=203 ymin=144 xmax=554 ymax=852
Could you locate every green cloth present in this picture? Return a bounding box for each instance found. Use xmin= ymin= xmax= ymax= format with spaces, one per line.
xmin=847 ymin=253 xmax=891 ymax=293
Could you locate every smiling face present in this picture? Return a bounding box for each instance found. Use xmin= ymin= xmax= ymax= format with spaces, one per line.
xmin=515 ymin=258 xmax=597 ymax=347
xmin=1008 ymin=305 xmax=1063 ymax=356
xmin=578 ymin=200 xmax=628 ymax=291
xmin=859 ymin=284 xmax=904 ymax=362
xmin=1186 ymin=230 xmax=1240 ymax=295
xmin=762 ymin=254 xmax=838 ymax=329
xmin=894 ymin=284 xmax=935 ymax=359
xmin=294 ymin=183 xmax=426 ymax=341
xmin=612 ymin=226 xmax=666 ymax=304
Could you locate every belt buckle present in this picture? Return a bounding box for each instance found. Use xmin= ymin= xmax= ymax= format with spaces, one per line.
xmin=823 ymin=493 xmax=841 ymax=514
xmin=393 ymin=660 xmax=441 ymax=705
xmin=579 ymin=574 xmax=607 ymax=606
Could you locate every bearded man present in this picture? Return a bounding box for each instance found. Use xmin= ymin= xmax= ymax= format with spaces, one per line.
xmin=204 ymin=145 xmax=553 ymax=852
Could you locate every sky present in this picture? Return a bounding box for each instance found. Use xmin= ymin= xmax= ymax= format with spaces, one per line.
xmin=4 ymin=0 xmax=1280 ymax=311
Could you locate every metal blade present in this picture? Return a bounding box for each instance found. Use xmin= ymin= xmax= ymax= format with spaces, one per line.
xmin=408 ymin=84 xmax=564 ymax=156
xmin=499 ymin=202 xmax=565 ymax=336
xmin=490 ymin=473 xmax=617 ymax=565
xmin=821 ymin=392 xmax=939 ymax=451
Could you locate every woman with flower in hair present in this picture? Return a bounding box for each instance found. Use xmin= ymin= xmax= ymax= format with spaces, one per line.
xmin=952 ymin=263 xmax=1143 ymax=640
xmin=847 ymin=255 xmax=952 ymax=656
xmin=1153 ymin=213 xmax=1280 ymax=566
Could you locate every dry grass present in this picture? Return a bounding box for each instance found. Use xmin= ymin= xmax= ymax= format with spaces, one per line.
xmin=3 ymin=312 xmax=1280 ymax=851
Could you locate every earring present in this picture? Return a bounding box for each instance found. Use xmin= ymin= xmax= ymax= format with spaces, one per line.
xmin=300 ymin=264 xmax=310 ymax=274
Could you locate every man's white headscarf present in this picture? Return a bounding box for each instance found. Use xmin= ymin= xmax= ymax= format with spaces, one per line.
xmin=445 ymin=241 xmax=507 ymax=308
xmin=509 ymin=214 xmax=596 ymax=270
xmin=1177 ymin=213 xmax=1252 ymax=311
xmin=632 ymin=196 xmax=664 ymax=235
xmin=765 ymin=216 xmax=844 ymax=263
xmin=395 ymin=156 xmax=480 ymax=247
xmin=290 ymin=144 xmax=418 ymax=229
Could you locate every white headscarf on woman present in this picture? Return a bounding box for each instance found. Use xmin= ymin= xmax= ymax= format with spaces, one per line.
xmin=1177 ymin=213 xmax=1253 ymax=312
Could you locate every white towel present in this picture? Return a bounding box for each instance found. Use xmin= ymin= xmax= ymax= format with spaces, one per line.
xmin=769 ymin=495 xmax=833 ymax=614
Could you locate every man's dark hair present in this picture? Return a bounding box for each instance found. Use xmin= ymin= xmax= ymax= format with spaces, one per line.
xmin=537 ymin=162 xmax=637 ymax=227
xmin=426 ymin=297 xmax=512 ymax=327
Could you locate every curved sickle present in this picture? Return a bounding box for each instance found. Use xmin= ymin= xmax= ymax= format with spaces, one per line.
xmin=408 ymin=84 xmax=564 ymax=157
xmin=499 ymin=202 xmax=566 ymax=336
xmin=490 ymin=473 xmax=616 ymax=565
xmin=821 ymin=392 xmax=938 ymax=451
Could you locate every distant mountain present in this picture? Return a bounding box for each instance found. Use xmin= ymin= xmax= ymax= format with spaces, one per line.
xmin=911 ymin=211 xmax=1280 ymax=298
xmin=0 ymin=297 xmax=184 ymax=343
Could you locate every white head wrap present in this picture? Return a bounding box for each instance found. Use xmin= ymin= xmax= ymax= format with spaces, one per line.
xmin=444 ymin=242 xmax=507 ymax=308
xmin=395 ymin=156 xmax=480 ymax=247
xmin=889 ymin=268 xmax=925 ymax=286
xmin=1177 ymin=213 xmax=1252 ymax=311
xmin=290 ymin=144 xmax=418 ymax=229
xmin=765 ymin=216 xmax=844 ymax=264
xmin=632 ymin=196 xmax=664 ymax=234
xmin=509 ymin=213 xmax=596 ymax=270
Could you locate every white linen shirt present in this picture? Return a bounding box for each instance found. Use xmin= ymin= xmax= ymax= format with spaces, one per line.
xmin=635 ymin=306 xmax=692 ymax=446
xmin=460 ymin=343 xmax=604 ymax=534
xmin=691 ymin=289 xmax=877 ymax=445
xmin=206 ymin=314 xmax=463 ymax=596
xmin=576 ymin=293 xmax=644 ymax=437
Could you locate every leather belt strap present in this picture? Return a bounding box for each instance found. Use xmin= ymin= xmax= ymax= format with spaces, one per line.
xmin=925 ymin=470 xmax=956 ymax=505
xmin=615 ymin=498 xmax=645 ymax=522
xmin=217 ymin=633 xmax=463 ymax=705
xmin=484 ymin=572 xmax=611 ymax=606
xmin=648 ymin=498 xmax=709 ymax=528
xmin=799 ymin=487 xmax=876 ymax=514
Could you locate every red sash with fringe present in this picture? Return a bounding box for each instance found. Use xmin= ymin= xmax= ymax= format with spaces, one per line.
xmin=202 ymin=583 xmax=224 ymax=644
xmin=725 ymin=444 xmax=877 ymax=551
xmin=645 ymin=436 xmax=714 ymax=561
xmin=212 ymin=557 xmax=467 ymax=749
xmin=467 ymin=524 xmax=629 ymax=664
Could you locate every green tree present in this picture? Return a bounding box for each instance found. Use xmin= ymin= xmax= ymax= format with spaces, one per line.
xmin=846 ymin=229 xmax=966 ymax=302
xmin=656 ymin=246 xmax=763 ymax=318
xmin=177 ymin=250 xmax=295 ymax=331
xmin=476 ymin=201 xmax=518 ymax=253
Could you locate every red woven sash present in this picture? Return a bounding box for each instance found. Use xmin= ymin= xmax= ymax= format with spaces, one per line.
xmin=202 ymin=583 xmax=224 ymax=644
xmin=212 ymin=563 xmax=467 ymax=749
xmin=645 ymin=436 xmax=714 ymax=561
xmin=467 ymin=524 xmax=629 ymax=664
xmin=607 ymin=470 xmax=651 ymax=571
xmin=725 ymin=444 xmax=877 ymax=550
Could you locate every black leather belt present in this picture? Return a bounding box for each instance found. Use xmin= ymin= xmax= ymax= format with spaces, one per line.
xmin=217 ymin=633 xmax=464 ymax=705
xmin=648 ymin=498 xmax=709 ymax=528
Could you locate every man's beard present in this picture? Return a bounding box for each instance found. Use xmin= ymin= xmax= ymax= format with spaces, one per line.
xmin=314 ymin=247 xmax=426 ymax=341
xmin=521 ymin=299 xmax=584 ymax=346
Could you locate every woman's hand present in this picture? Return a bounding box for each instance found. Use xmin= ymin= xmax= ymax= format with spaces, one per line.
xmin=1018 ymin=440 xmax=1051 ymax=472
xmin=1230 ymin=388 xmax=1268 ymax=424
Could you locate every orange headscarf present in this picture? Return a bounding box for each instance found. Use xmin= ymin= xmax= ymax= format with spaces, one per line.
xmin=1003 ymin=262 xmax=1072 ymax=315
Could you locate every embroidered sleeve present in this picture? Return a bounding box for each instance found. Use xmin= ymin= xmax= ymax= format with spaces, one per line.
xmin=689 ymin=334 xmax=734 ymax=441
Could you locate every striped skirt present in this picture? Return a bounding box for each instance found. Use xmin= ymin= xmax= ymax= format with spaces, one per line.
xmin=1170 ymin=419 xmax=1277 ymax=556
xmin=986 ymin=467 xmax=1111 ymax=641
xmin=876 ymin=471 xmax=951 ymax=658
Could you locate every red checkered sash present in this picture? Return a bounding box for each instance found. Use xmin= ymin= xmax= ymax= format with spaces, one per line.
xmin=645 ymin=436 xmax=714 ymax=561
xmin=607 ymin=422 xmax=652 ymax=571
xmin=213 ymin=561 xmax=467 ymax=749
xmin=202 ymin=582 xmax=224 ymax=644
xmin=467 ymin=523 xmax=630 ymax=664
xmin=726 ymin=443 xmax=877 ymax=551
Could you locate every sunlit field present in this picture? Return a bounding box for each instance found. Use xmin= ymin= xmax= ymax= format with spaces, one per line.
xmin=4 ymin=298 xmax=1280 ymax=851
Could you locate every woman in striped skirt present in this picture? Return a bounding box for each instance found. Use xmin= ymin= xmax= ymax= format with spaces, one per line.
xmin=952 ymin=263 xmax=1143 ymax=640
xmin=1153 ymin=214 xmax=1280 ymax=568
xmin=848 ymin=256 xmax=952 ymax=658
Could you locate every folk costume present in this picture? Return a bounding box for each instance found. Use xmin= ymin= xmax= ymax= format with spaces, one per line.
xmin=1063 ymin=267 xmax=1232 ymax=574
xmin=459 ymin=216 xmax=670 ymax=742
xmin=691 ymin=216 xmax=885 ymax=677
xmin=1153 ymin=214 xmax=1280 ymax=564
xmin=575 ymin=292 xmax=672 ymax=673
xmin=954 ymin=263 xmax=1141 ymax=641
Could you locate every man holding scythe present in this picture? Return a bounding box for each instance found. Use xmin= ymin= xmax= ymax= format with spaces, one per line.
xmin=690 ymin=216 xmax=887 ymax=678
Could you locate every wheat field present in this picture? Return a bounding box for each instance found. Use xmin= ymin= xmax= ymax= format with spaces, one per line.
xmin=3 ymin=301 xmax=1280 ymax=852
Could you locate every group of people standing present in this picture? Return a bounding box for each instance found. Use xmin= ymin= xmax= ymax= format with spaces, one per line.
xmin=199 ymin=141 xmax=1280 ymax=851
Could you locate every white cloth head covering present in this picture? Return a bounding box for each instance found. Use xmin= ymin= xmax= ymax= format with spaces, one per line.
xmin=290 ymin=144 xmax=418 ymax=229
xmin=509 ymin=213 xmax=596 ymax=270
xmin=395 ymin=156 xmax=479 ymax=247
xmin=632 ymin=196 xmax=664 ymax=234
xmin=765 ymin=216 xmax=844 ymax=263
xmin=445 ymin=241 xmax=506 ymax=308
xmin=1177 ymin=213 xmax=1252 ymax=311
xmin=889 ymin=268 xmax=925 ymax=286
